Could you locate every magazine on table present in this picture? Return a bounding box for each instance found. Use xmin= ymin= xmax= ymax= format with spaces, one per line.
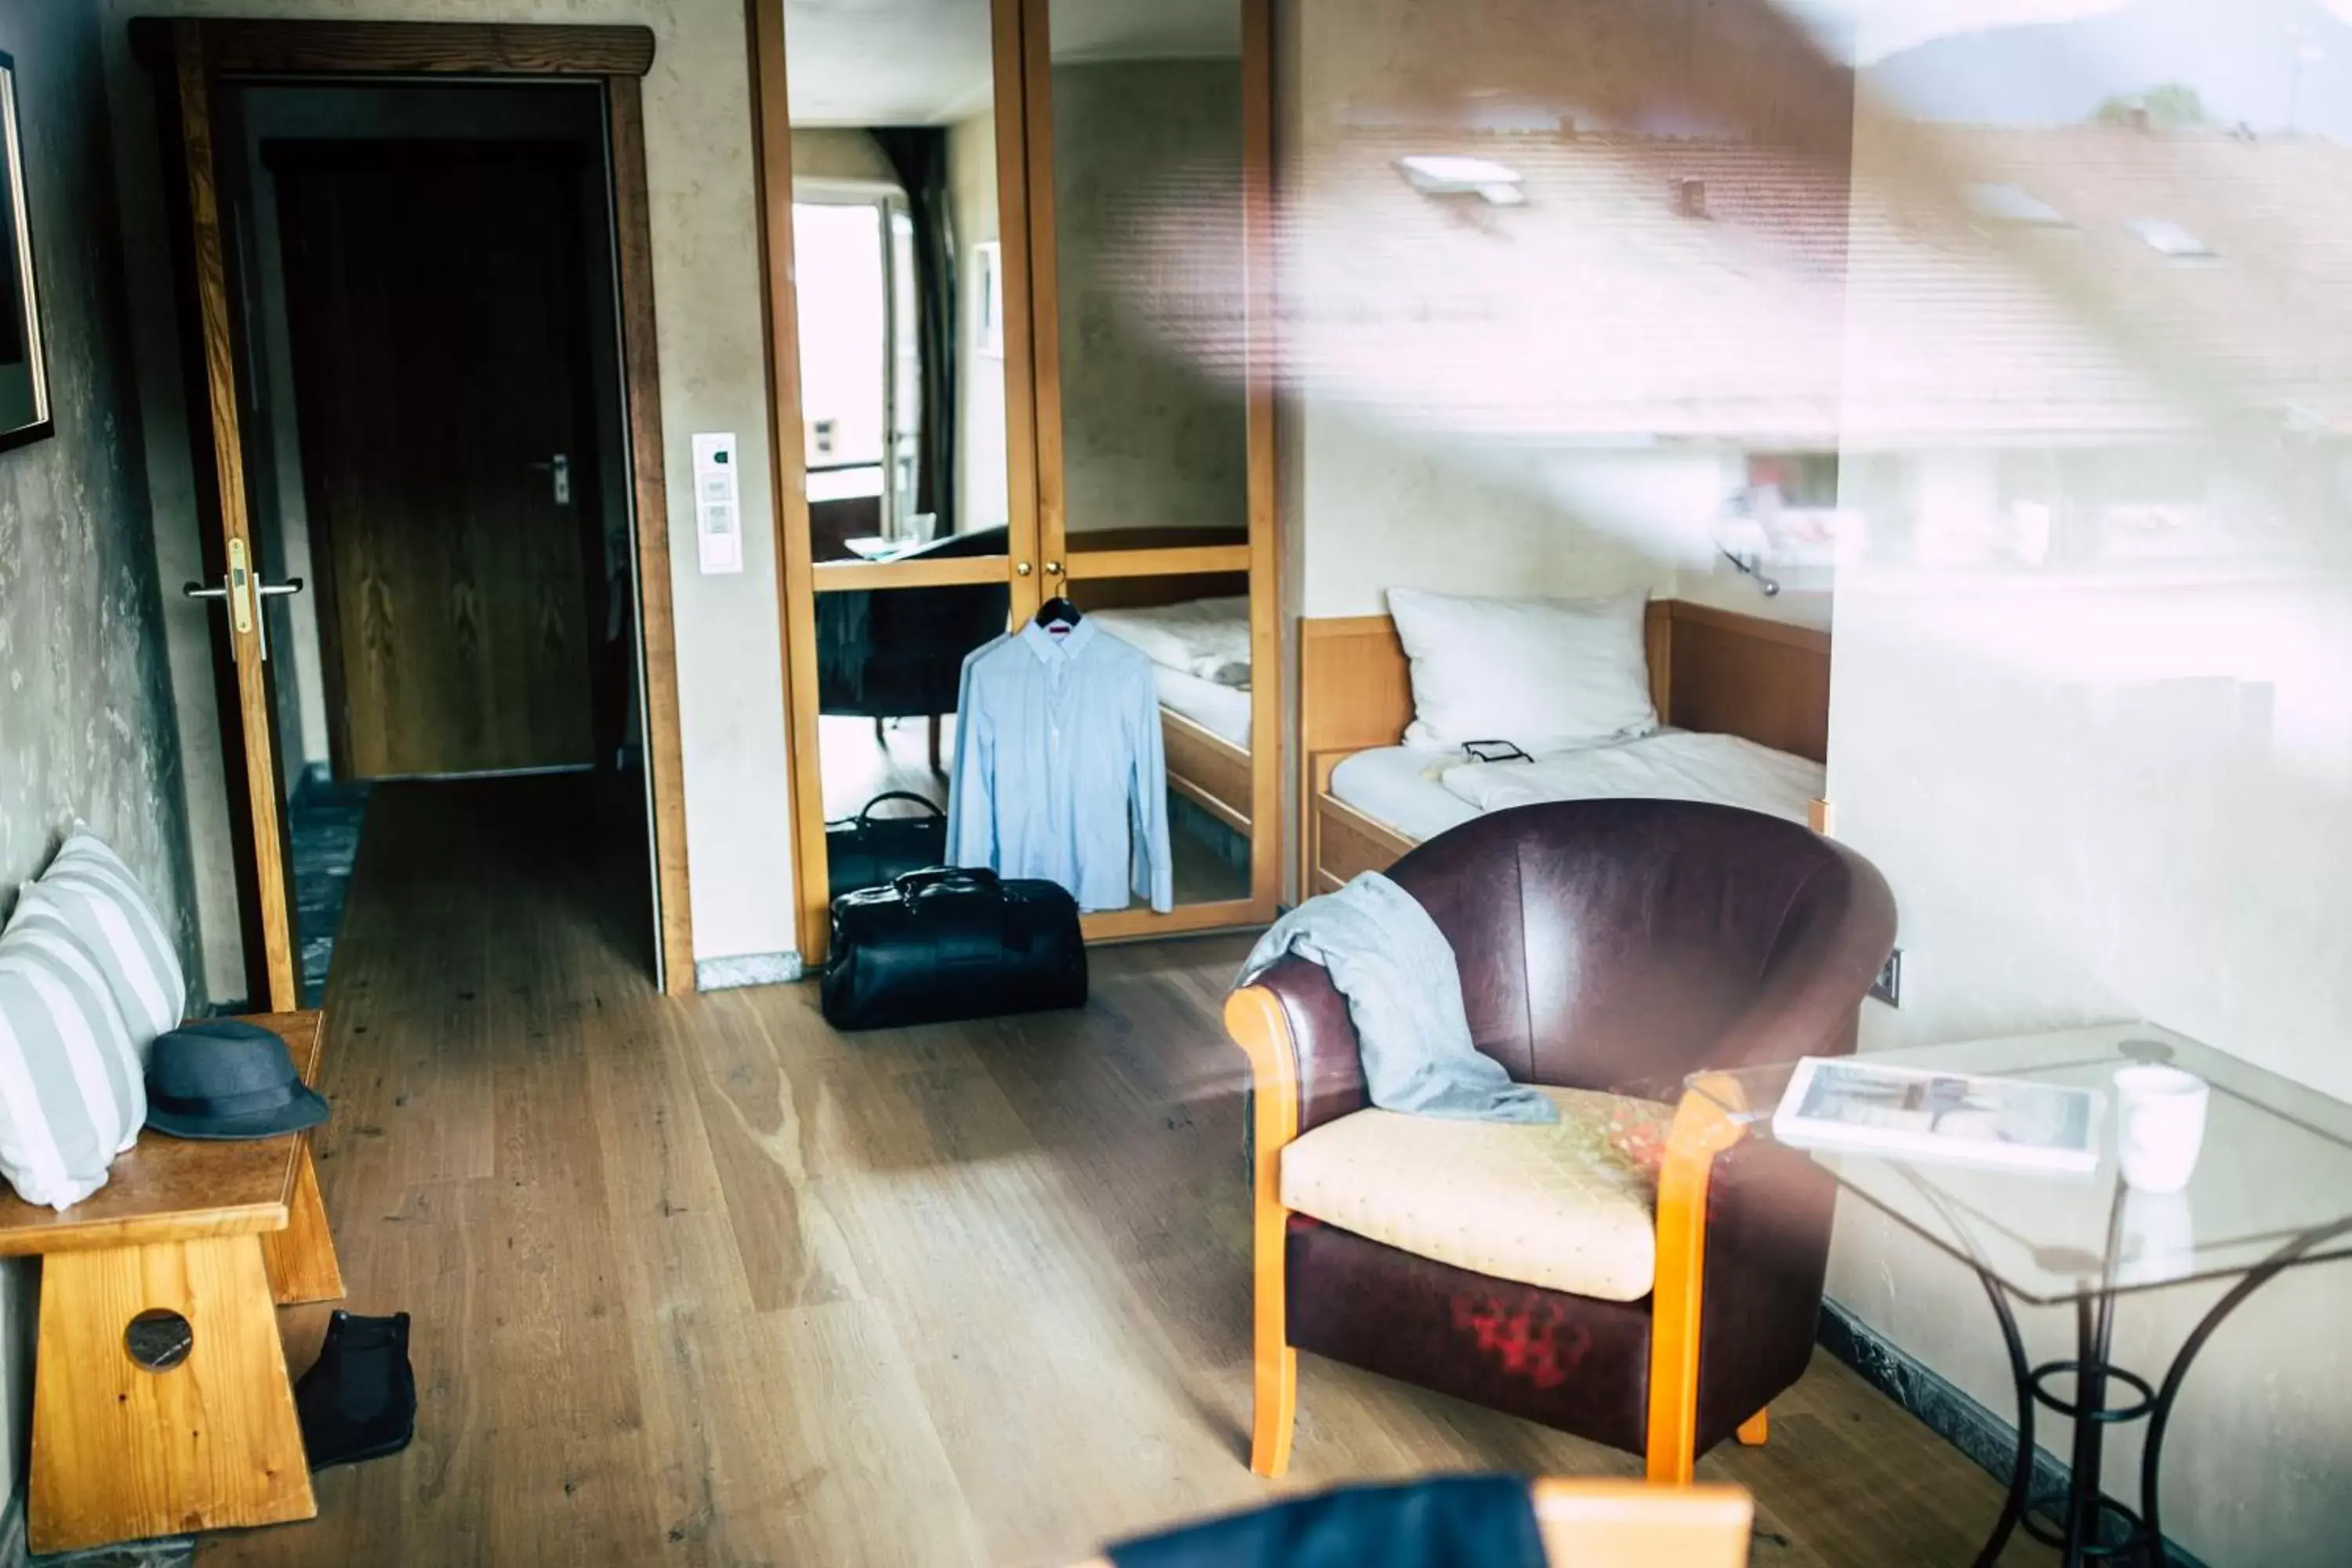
xmin=1771 ymin=1057 xmax=2103 ymax=1174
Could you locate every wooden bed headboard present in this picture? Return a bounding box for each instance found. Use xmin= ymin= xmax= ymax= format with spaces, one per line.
xmin=1300 ymin=599 xmax=1831 ymax=766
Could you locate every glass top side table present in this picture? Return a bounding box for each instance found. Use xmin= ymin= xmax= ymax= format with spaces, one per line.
xmin=1684 ymin=1022 xmax=2352 ymax=1567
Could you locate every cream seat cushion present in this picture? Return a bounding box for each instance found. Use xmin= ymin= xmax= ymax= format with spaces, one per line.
xmin=1279 ymin=1085 xmax=1666 ymax=1302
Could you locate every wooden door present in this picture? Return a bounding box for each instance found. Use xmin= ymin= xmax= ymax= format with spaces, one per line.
xmin=147 ymin=32 xmax=305 ymax=1010
xmin=273 ymin=143 xmax=604 ymax=779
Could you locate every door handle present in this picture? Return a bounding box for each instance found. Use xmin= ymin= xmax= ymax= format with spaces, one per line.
xmin=1044 ymin=561 xmax=1064 ymax=577
xmin=528 ymin=453 xmax=573 ymax=506
xmin=1015 ymin=561 xmax=1033 ymax=576
xmin=185 ymin=566 xmax=300 ymax=662
xmin=183 ymin=538 xmax=258 ymax=644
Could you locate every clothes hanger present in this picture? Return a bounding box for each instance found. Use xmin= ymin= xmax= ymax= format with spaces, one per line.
xmin=1035 ymin=595 xmax=1082 ymax=630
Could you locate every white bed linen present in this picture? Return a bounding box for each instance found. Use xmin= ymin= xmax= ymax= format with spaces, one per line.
xmin=1156 ymin=666 xmax=1252 ymax=749
xmin=1330 ymin=733 xmax=1822 ymax=845
xmin=1327 ymin=748 xmax=1483 ymax=842
xmin=1093 ymin=598 xmax=1250 ymax=688
xmin=1439 ymin=731 xmax=1823 ymax=826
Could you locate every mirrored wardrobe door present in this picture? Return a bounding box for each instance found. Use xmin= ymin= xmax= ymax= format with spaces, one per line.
xmin=768 ymin=0 xmax=1045 ymax=959
xmin=1026 ymin=0 xmax=1276 ymax=934
xmin=782 ymin=0 xmax=1037 ymax=575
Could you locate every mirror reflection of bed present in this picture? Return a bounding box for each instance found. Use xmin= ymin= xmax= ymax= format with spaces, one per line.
xmin=1070 ymin=551 xmax=1254 ymax=909
xmin=1045 ymin=0 xmax=1258 ymax=915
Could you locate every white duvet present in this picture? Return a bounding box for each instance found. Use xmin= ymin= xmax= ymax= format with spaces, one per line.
xmin=1091 ymin=597 xmax=1250 ymax=688
xmin=1436 ymin=731 xmax=1823 ymax=826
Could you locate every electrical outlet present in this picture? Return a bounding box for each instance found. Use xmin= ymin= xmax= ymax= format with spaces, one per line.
xmin=1871 ymin=947 xmax=1903 ymax=1007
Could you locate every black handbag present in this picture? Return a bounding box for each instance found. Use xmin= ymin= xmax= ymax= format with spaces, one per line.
xmin=826 ymin=792 xmax=949 ymax=902
xmin=822 ymin=867 xmax=1087 ymax=1032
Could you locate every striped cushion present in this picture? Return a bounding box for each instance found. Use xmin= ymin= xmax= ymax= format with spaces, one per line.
xmin=28 ymin=829 xmax=186 ymax=1047
xmin=0 ymin=909 xmax=145 ymax=1208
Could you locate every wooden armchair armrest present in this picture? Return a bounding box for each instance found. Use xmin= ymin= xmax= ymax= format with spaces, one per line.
xmin=1645 ymin=1073 xmax=1751 ymax=1483
xmin=1225 ymin=983 xmax=1307 ymax=1477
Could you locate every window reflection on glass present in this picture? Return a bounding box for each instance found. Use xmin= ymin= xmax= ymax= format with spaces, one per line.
xmin=786 ymin=0 xmax=1009 ymax=564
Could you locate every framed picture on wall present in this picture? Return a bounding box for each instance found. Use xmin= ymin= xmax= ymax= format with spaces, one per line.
xmin=0 ymin=52 xmax=51 ymax=452
xmin=974 ymin=240 xmax=1003 ymax=359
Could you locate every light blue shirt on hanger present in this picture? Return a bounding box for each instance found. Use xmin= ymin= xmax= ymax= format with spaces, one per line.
xmin=947 ymin=618 xmax=1174 ymax=914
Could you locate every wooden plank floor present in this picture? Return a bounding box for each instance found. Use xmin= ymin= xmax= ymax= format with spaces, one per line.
xmin=201 ymin=775 xmax=2051 ymax=1566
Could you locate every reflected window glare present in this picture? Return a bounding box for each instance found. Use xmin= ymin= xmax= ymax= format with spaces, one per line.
xmin=2128 ymin=216 xmax=2217 ymax=259
xmin=1962 ymin=181 xmax=2070 ymax=226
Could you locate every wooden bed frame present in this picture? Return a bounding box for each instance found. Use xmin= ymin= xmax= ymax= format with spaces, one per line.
xmin=1071 ymin=563 xmax=1259 ymax=840
xmin=1301 ymin=600 xmax=1831 ymax=895
xmin=1163 ymin=709 xmax=1254 ymax=837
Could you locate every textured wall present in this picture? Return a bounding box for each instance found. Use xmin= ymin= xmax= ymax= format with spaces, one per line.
xmin=100 ymin=0 xmax=803 ymax=975
xmin=1051 ymin=58 xmax=1248 ymax=537
xmin=0 ymin=0 xmax=202 ymax=1517
xmin=793 ymin=126 xmax=895 ymax=183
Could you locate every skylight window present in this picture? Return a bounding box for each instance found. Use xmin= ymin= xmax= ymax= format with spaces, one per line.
xmin=1963 ymin=183 xmax=2068 ymax=226
xmin=1397 ymin=155 xmax=1526 ymax=206
xmin=2128 ymin=218 xmax=2217 ymax=259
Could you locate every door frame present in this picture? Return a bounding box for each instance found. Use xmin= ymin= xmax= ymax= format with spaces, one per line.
xmin=747 ymin=0 xmax=1281 ymax=964
xmin=131 ymin=17 xmax=696 ymax=1001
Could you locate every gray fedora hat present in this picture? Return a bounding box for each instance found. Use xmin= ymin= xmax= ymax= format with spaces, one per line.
xmin=145 ymin=1021 xmax=329 ymax=1141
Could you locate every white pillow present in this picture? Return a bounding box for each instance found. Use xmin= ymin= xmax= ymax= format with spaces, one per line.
xmin=1388 ymin=587 xmax=1658 ymax=755
xmin=31 ymin=828 xmax=187 ymax=1047
xmin=0 ymin=903 xmax=145 ymax=1209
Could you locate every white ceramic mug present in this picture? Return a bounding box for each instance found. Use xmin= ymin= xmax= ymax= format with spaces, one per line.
xmin=2114 ymin=1065 xmax=2210 ymax=1194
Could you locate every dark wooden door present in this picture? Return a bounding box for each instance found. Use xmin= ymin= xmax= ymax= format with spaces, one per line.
xmin=274 ymin=142 xmax=604 ymax=779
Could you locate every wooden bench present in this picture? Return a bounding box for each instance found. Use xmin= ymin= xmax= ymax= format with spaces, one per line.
xmin=0 ymin=1011 xmax=344 ymax=1554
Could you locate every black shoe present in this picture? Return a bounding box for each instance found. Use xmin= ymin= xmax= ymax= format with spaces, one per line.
xmin=295 ymin=1310 xmax=418 ymax=1470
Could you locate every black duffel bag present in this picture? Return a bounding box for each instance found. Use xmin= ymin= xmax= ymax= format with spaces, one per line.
xmin=822 ymin=867 xmax=1087 ymax=1031
xmin=826 ymin=792 xmax=948 ymax=902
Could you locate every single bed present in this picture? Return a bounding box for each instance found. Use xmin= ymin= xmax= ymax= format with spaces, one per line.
xmin=1303 ymin=599 xmax=1832 ymax=894
xmin=1093 ymin=597 xmax=1256 ymax=835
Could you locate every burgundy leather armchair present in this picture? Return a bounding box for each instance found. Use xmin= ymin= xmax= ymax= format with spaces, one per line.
xmin=1225 ymin=800 xmax=1896 ymax=1483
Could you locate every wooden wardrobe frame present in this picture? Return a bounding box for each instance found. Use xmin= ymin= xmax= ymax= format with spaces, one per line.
xmin=749 ymin=0 xmax=1282 ymax=962
xmin=130 ymin=17 xmax=695 ymax=999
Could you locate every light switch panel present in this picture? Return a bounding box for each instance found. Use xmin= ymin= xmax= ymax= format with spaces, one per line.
xmin=692 ymin=432 xmax=742 ymax=574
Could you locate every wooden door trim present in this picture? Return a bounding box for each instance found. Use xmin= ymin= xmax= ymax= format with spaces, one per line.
xmin=1061 ymin=545 xmax=1250 ymax=581
xmin=811 ymin=556 xmax=1015 ymax=593
xmin=745 ymin=0 xmax=829 ymax=964
xmin=605 ymin=74 xmax=696 ymax=994
xmin=1240 ymin=0 xmax=1280 ymax=920
xmin=128 ymin=19 xmax=655 ymax=78
xmin=137 ymin=18 xmax=693 ymax=996
xmin=989 ymin=0 xmax=1047 ymax=622
xmin=1018 ymin=0 xmax=1066 ymax=559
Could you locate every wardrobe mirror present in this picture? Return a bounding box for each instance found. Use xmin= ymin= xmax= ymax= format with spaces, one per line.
xmin=786 ymin=0 xmax=1013 ymax=566
xmin=786 ymin=0 xmax=1018 ymax=884
xmin=1046 ymin=0 xmax=1255 ymax=914
xmin=1046 ymin=0 xmax=1247 ymax=552
xmin=1064 ymin=574 xmax=1254 ymax=910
